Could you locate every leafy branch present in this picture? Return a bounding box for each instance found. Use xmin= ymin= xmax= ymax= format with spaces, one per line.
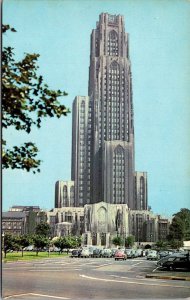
xmin=2 ymin=25 xmax=70 ymax=173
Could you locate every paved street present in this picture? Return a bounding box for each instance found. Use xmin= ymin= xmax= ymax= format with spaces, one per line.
xmin=2 ymin=256 xmax=190 ymax=299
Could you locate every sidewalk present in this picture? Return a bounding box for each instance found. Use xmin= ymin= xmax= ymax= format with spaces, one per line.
xmin=146 ymin=271 xmax=190 ymax=281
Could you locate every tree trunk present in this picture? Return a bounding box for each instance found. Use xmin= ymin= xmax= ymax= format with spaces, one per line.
xmin=22 ymin=249 xmax=24 ymax=257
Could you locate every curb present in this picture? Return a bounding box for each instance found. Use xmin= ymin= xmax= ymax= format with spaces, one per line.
xmin=146 ymin=274 xmax=190 ymax=281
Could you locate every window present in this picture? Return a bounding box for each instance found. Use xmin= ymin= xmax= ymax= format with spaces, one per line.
xmin=108 ymin=31 xmax=118 ymax=56
xmin=167 ymin=257 xmax=175 ymax=261
xmin=113 ymin=146 xmax=125 ymax=204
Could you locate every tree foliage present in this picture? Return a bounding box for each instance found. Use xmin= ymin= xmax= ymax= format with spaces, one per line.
xmin=32 ymin=234 xmax=50 ymax=256
xmin=112 ymin=235 xmax=124 ymax=247
xmin=125 ymin=235 xmax=135 ymax=247
xmin=3 ymin=234 xmax=15 ymax=258
xmin=168 ymin=208 xmax=190 ymax=242
xmin=155 ymin=240 xmax=168 ymax=250
xmin=35 ymin=222 xmax=51 ymax=237
xmin=17 ymin=235 xmax=31 ymax=257
xmin=2 ymin=24 xmax=70 ymax=173
xmin=53 ymin=236 xmax=79 ymax=253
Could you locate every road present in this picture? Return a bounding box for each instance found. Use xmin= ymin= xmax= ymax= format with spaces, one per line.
xmin=2 ymin=256 xmax=190 ymax=299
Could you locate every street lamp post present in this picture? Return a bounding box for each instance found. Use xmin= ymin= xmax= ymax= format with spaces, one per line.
xmin=2 ymin=232 xmax=5 ymax=258
xmin=150 ymin=234 xmax=152 ymax=243
xmin=48 ymin=237 xmax=51 ymax=257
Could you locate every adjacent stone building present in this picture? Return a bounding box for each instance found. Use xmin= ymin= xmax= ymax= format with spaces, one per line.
xmin=2 ymin=206 xmax=47 ymax=236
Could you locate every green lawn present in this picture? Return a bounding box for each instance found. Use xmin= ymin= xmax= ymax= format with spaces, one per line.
xmin=2 ymin=251 xmax=68 ymax=262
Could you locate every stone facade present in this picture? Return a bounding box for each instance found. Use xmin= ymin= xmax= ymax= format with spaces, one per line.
xmin=134 ymin=172 xmax=148 ymax=210
xmin=46 ymin=207 xmax=85 ymax=237
xmin=47 ymin=204 xmax=170 ymax=247
xmin=71 ymin=96 xmax=89 ymax=206
xmin=55 ymin=181 xmax=75 ymax=208
xmin=83 ymin=202 xmax=129 ymax=246
xmin=69 ymin=13 xmax=147 ymax=210
xmin=2 ymin=206 xmax=47 ymax=236
xmin=2 ymin=212 xmax=27 ymax=236
xmin=53 ymin=13 xmax=170 ymax=245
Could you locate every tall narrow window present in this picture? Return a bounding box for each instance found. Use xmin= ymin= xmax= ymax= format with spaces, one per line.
xmin=70 ymin=186 xmax=75 ymax=206
xmin=108 ymin=61 xmax=120 ymax=140
xmin=63 ymin=186 xmax=68 ymax=207
xmin=140 ymin=176 xmax=145 ymax=209
xmin=113 ymin=146 xmax=125 ymax=204
xmin=108 ymin=30 xmax=118 ymax=56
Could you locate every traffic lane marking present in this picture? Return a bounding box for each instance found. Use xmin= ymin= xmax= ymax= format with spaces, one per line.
xmin=79 ymin=274 xmax=190 ymax=289
xmin=94 ymin=263 xmax=113 ymax=268
xmin=109 ymin=274 xmax=169 ymax=283
xmin=130 ymin=262 xmax=142 ymax=267
xmin=4 ymin=293 xmax=70 ymax=299
xmin=28 ymin=269 xmax=82 ymax=272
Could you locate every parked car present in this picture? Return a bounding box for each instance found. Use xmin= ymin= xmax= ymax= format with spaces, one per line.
xmin=125 ymin=249 xmax=135 ymax=259
xmin=101 ymin=248 xmax=112 ymax=258
xmin=111 ymin=248 xmax=118 ymax=257
xmin=24 ymin=245 xmax=34 ymax=251
xmin=133 ymin=250 xmax=139 ymax=258
xmin=88 ymin=247 xmax=96 ymax=257
xmin=114 ymin=250 xmax=127 ymax=260
xmin=158 ymin=251 xmax=173 ymax=260
xmin=80 ymin=248 xmax=90 ymax=258
xmin=53 ymin=247 xmax=61 ymax=252
xmin=136 ymin=249 xmax=143 ymax=257
xmin=92 ymin=248 xmax=102 ymax=258
xmin=70 ymin=249 xmax=81 ymax=258
xmin=157 ymin=254 xmax=190 ymax=270
xmin=147 ymin=250 xmax=158 ymax=260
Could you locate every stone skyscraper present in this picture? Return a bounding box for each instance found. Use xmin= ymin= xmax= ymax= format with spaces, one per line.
xmin=71 ymin=96 xmax=89 ymax=207
xmin=71 ymin=13 xmax=147 ymax=210
xmin=53 ymin=13 xmax=171 ymax=246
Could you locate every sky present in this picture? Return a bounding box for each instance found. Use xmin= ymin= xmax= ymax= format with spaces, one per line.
xmin=3 ymin=0 xmax=190 ymax=217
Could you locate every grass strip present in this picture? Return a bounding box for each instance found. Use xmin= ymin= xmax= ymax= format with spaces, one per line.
xmin=2 ymin=251 xmax=68 ymax=262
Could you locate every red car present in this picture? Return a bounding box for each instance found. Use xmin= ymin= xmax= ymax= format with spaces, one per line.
xmin=114 ymin=250 xmax=127 ymax=260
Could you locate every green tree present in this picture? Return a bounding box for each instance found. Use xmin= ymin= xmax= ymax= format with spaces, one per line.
xmin=155 ymin=240 xmax=168 ymax=250
xmin=35 ymin=222 xmax=51 ymax=237
xmin=75 ymin=236 xmax=82 ymax=248
xmin=66 ymin=235 xmax=81 ymax=249
xmin=112 ymin=236 xmax=124 ymax=247
xmin=53 ymin=237 xmax=67 ymax=253
xmin=17 ymin=235 xmax=31 ymax=257
xmin=125 ymin=235 xmax=135 ymax=248
xmin=3 ymin=234 xmax=15 ymax=258
xmin=2 ymin=25 xmax=70 ymax=173
xmin=169 ymin=239 xmax=183 ymax=249
xmin=32 ymin=235 xmax=49 ymax=256
xmin=168 ymin=208 xmax=190 ymax=243
xmin=53 ymin=236 xmax=79 ymax=254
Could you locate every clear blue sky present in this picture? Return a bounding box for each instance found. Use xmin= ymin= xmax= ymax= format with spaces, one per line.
xmin=3 ymin=0 xmax=190 ymax=217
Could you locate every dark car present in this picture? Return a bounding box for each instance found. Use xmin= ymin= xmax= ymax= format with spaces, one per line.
xmin=70 ymin=249 xmax=81 ymax=258
xmin=125 ymin=249 xmax=135 ymax=259
xmin=92 ymin=248 xmax=102 ymax=258
xmin=158 ymin=251 xmax=173 ymax=260
xmin=102 ymin=248 xmax=112 ymax=258
xmin=157 ymin=254 xmax=190 ymax=270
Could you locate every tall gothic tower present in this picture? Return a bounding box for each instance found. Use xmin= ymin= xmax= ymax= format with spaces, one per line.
xmin=88 ymin=13 xmax=134 ymax=207
xmin=70 ymin=13 xmax=147 ymax=211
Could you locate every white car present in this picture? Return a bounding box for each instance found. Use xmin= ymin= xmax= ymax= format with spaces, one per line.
xmin=147 ymin=250 xmax=158 ymax=260
xmin=80 ymin=248 xmax=90 ymax=258
xmin=101 ymin=248 xmax=112 ymax=258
